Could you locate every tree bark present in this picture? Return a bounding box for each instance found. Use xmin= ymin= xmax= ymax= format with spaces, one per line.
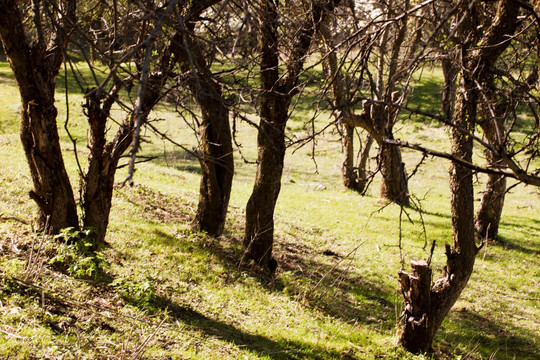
xmin=244 ymin=0 xmax=341 ymax=266
xmin=398 ymin=0 xmax=519 ymax=352
xmin=475 ymin=93 xmax=507 ymax=240
xmin=378 ymin=134 xmax=409 ymax=206
xmin=170 ymin=16 xmax=234 ymax=237
xmin=0 ymin=0 xmax=79 ymax=233
xmin=243 ymin=0 xmax=285 ymax=266
xmin=192 ymin=79 xmax=234 ymax=237
xmin=81 ymin=84 xmax=135 ymax=243
xmin=441 ymin=56 xmax=458 ymax=119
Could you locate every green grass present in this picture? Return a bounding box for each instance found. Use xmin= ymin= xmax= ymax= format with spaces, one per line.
xmin=1 ymin=61 xmax=539 ymax=359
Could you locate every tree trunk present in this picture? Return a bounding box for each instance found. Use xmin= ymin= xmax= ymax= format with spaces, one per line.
xmin=243 ymin=0 xmax=341 ymax=266
xmin=0 ymin=0 xmax=79 ymax=233
xmin=170 ymin=15 xmax=235 ymax=238
xmin=357 ymin=134 xmax=374 ymax=193
xmin=192 ymin=83 xmax=234 ymax=237
xmin=378 ymin=134 xmax=409 ymax=206
xmin=81 ymin=88 xmax=134 ymax=243
xmin=475 ymin=169 xmax=506 ymax=239
xmin=399 ymin=71 xmax=479 ymax=353
xmin=475 ymin=99 xmax=507 ymax=240
xmin=440 ymin=56 xmax=458 ymax=119
xmin=243 ymin=0 xmax=285 ymax=267
xmin=244 ymin=98 xmax=289 ymax=265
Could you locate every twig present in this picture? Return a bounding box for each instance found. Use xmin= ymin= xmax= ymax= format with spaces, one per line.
xmin=130 ymin=316 xmax=168 ymax=360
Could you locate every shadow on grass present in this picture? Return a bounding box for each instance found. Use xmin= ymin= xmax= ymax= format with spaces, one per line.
xmin=146 ymin=223 xmax=397 ymax=333
xmin=145 ymin=149 xmax=203 ymax=175
xmin=442 ymin=308 xmax=539 ymax=360
xmin=272 ymin=239 xmax=396 ymax=331
xmin=146 ymin=294 xmax=355 ymax=360
xmin=491 ymin=235 xmax=540 ymax=256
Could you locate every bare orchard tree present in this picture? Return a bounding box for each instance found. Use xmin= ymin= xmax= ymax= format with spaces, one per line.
xmin=322 ymin=0 xmax=433 ymax=205
xmin=243 ymin=0 xmax=342 ymax=268
xmin=319 ymin=8 xmax=374 ymax=193
xmin=0 ymin=0 xmax=79 ymax=233
xmin=172 ymin=1 xmax=234 ymax=237
xmin=397 ymin=0 xmax=520 ymax=352
xmin=0 ymin=0 xmax=180 ymax=242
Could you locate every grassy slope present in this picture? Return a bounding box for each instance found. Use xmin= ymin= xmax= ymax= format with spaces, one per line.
xmin=0 ymin=61 xmax=539 ymax=359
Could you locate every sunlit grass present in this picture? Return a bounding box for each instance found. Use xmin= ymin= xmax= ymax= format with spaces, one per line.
xmin=0 ymin=61 xmax=538 ymax=359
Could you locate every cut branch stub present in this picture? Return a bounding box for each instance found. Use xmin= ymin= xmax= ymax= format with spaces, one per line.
xmin=398 ymin=259 xmax=432 ymax=353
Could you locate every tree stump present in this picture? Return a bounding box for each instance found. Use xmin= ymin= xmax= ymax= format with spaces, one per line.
xmin=398 ymin=259 xmax=432 ymax=352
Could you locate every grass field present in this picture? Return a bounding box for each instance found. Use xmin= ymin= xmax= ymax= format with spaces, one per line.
xmin=0 ymin=60 xmax=539 ymax=359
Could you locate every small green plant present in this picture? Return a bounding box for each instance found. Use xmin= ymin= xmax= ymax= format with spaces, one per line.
xmin=48 ymin=227 xmax=107 ymax=280
xmin=110 ymin=278 xmax=157 ymax=308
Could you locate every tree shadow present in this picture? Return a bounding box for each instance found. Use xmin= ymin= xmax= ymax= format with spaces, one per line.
xmin=491 ymin=235 xmax=540 ymax=256
xmin=442 ymin=308 xmax=539 ymax=360
xmin=143 ymin=294 xmax=356 ymax=360
xmin=149 ymin=224 xmax=398 ymax=333
xmin=272 ymin=239 xmax=397 ymax=331
xmin=144 ymin=149 xmax=203 ymax=175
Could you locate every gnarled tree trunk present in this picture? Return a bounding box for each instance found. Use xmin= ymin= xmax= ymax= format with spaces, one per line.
xmin=192 ymin=81 xmax=234 ymax=237
xmin=475 ymin=98 xmax=507 ymax=240
xmin=82 ymin=84 xmax=136 ymax=243
xmin=398 ymin=0 xmax=519 ymax=352
xmin=0 ymin=0 xmax=79 ymax=233
xmin=243 ymin=0 xmax=341 ymax=267
xmin=170 ymin=9 xmax=234 ymax=237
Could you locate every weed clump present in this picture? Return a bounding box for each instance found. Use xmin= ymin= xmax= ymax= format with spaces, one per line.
xmin=49 ymin=227 xmax=108 ymax=280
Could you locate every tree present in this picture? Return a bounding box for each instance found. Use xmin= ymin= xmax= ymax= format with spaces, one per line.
xmin=0 ymin=0 xmax=79 ymax=233
xmin=319 ymin=10 xmax=374 ymax=193
xmin=243 ymin=0 xmax=341 ymax=267
xmin=321 ymin=0 xmax=430 ymax=205
xmin=398 ymin=0 xmax=520 ymax=352
xmin=0 ymin=0 xmax=180 ymax=242
xmin=174 ymin=1 xmax=234 ymax=237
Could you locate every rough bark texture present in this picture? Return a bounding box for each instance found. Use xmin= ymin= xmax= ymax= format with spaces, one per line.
xmin=244 ymin=0 xmax=341 ymax=266
xmin=244 ymin=0 xmax=285 ymax=266
xmin=441 ymin=56 xmax=459 ymax=120
xmin=398 ymin=0 xmax=519 ymax=352
xmin=398 ymin=260 xmax=432 ymax=350
xmin=82 ymin=85 xmax=136 ymax=243
xmin=378 ymin=133 xmax=409 ymax=206
xmin=0 ymin=0 xmax=79 ymax=233
xmin=475 ymin=95 xmax=507 ymax=240
xmin=192 ymin=80 xmax=234 ymax=237
xmin=171 ymin=6 xmax=234 ymax=237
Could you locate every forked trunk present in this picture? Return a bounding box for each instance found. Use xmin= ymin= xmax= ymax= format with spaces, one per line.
xmin=399 ymin=74 xmax=479 ymax=353
xmin=243 ymin=0 xmax=342 ymax=266
xmin=398 ymin=1 xmax=518 ymax=351
xmin=82 ymin=90 xmax=134 ymax=243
